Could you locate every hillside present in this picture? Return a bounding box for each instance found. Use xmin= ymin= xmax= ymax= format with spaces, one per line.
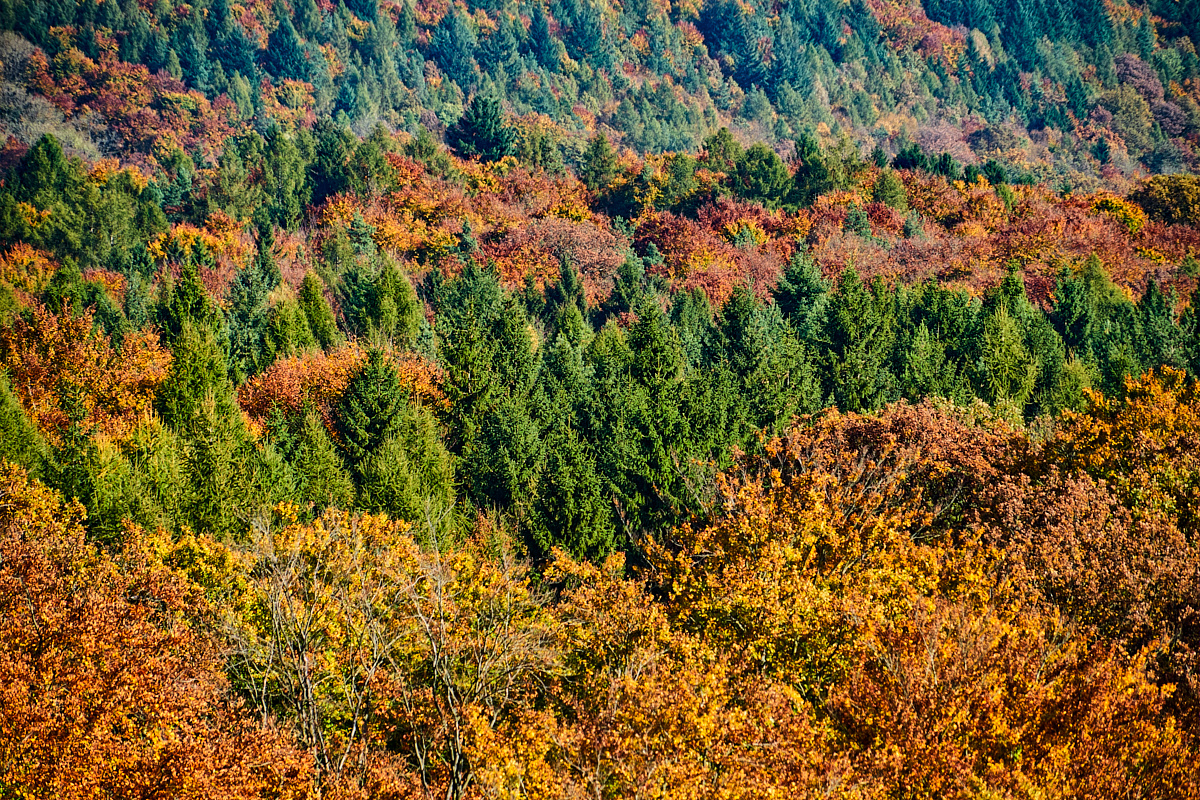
xmin=0 ymin=0 xmax=1199 ymax=184
xmin=2 ymin=0 xmax=1200 ymax=797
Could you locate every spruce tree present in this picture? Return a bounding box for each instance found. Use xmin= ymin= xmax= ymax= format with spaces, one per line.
xmin=299 ymin=270 xmax=341 ymax=351
xmin=293 ymin=405 xmax=355 ymax=510
xmin=0 ymin=372 xmax=48 ymax=478
xmin=580 ymin=133 xmax=619 ymax=191
xmin=820 ymin=266 xmax=897 ymax=412
xmin=430 ymin=8 xmax=478 ymax=89
xmin=335 ymin=349 xmax=405 ymax=471
xmin=447 ymin=95 xmax=515 ymax=162
xmin=872 ymin=168 xmax=908 ymax=210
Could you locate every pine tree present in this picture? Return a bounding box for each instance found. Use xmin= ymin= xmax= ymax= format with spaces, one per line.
xmin=773 ymin=249 xmax=829 ymax=341
xmin=1137 ymin=280 xmax=1184 ymax=370
xmin=790 ymin=132 xmax=834 ymax=207
xmin=976 ymin=304 xmax=1038 ymax=415
xmin=527 ymin=425 xmax=615 ymax=560
xmin=155 ymin=321 xmax=238 ymax=432
xmin=734 ymin=144 xmax=791 ymax=208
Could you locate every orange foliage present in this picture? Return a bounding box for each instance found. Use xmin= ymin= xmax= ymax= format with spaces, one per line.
xmin=238 ymin=345 xmax=446 ymax=431
xmin=0 ymin=303 xmax=171 ymax=444
xmin=0 ymin=243 xmax=57 ymax=301
xmin=0 ymin=466 xmax=313 ymax=799
xmin=238 ymin=344 xmax=368 ymax=429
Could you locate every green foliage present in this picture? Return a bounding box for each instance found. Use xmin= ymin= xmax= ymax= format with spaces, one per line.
xmin=299 ymin=271 xmax=341 ymax=351
xmin=820 ymin=267 xmax=896 ymax=412
xmin=447 ymin=95 xmax=515 ymax=162
xmin=156 ymin=321 xmax=238 ymax=432
xmin=872 ymin=168 xmax=907 ymax=210
xmin=335 ymin=349 xmax=405 ymax=471
xmin=580 ymin=133 xmax=619 ymax=191
xmin=734 ymin=144 xmax=791 ymax=208
xmin=0 ymin=371 xmax=47 ymax=476
xmin=293 ymin=405 xmax=355 ymax=511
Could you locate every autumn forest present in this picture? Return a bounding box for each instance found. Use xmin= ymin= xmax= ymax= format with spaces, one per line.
xmin=2 ymin=0 xmax=1200 ymax=796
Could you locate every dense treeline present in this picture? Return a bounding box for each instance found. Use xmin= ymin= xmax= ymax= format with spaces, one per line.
xmin=4 ymin=0 xmax=1200 ymax=186
xmin=4 ymin=129 xmax=1200 ymax=559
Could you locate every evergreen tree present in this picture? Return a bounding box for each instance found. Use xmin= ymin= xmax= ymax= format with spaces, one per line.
xmin=528 ymin=4 xmax=560 ymax=69
xmin=430 ymin=8 xmax=478 ymax=89
xmin=261 ymin=9 xmax=310 ymax=82
xmin=156 ymin=321 xmax=238 ymax=431
xmin=335 ymin=349 xmax=405 ymax=472
xmin=299 ymin=270 xmax=341 ymax=351
xmin=446 ymin=95 xmax=516 ymax=162
xmin=734 ymin=144 xmax=791 ymax=208
xmin=773 ymin=249 xmax=830 ymax=341
xmin=790 ymin=132 xmax=834 ymax=207
xmin=293 ymin=405 xmax=355 ymax=510
xmin=976 ymin=303 xmax=1038 ymax=415
xmin=527 ymin=425 xmax=615 ymax=560
xmin=1137 ymin=280 xmax=1184 ymax=370
xmin=0 ymin=372 xmax=48 ymax=478
xmin=820 ymin=267 xmax=897 ymax=412
xmin=872 ymin=168 xmax=908 ymax=209
xmin=580 ymin=133 xmax=619 ymax=191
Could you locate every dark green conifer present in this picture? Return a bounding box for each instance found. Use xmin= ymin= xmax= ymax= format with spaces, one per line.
xmin=447 ymin=95 xmax=515 ymax=162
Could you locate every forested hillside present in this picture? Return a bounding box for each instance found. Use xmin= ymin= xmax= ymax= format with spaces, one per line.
xmin=5 ymin=0 xmax=1200 ymax=182
xmin=2 ymin=0 xmax=1200 ymax=796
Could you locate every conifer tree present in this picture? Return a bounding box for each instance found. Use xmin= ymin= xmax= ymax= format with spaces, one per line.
xmin=261 ymin=8 xmax=310 ymax=82
xmin=293 ymin=405 xmax=354 ymax=510
xmin=580 ymin=134 xmax=619 ymax=191
xmin=528 ymin=4 xmax=559 ymax=69
xmin=430 ymin=8 xmax=478 ymax=89
xmin=156 ymin=321 xmax=238 ymax=431
xmin=820 ymin=266 xmax=897 ymax=412
xmin=790 ymin=132 xmax=834 ymax=207
xmin=299 ymin=271 xmax=341 ymax=351
xmin=0 ymin=372 xmax=48 ymax=477
xmin=872 ymin=168 xmax=908 ymax=210
xmin=774 ymin=250 xmax=830 ymax=340
xmin=447 ymin=95 xmax=515 ymax=162
xmin=334 ymin=349 xmax=404 ymax=472
xmin=527 ymin=425 xmax=615 ymax=560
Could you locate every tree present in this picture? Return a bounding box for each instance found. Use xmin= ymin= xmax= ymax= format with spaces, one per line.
xmin=528 ymin=4 xmax=560 ymax=69
xmin=872 ymin=168 xmax=907 ymax=210
xmin=334 ymin=349 xmax=405 ymax=472
xmin=261 ymin=9 xmax=310 ymax=81
xmin=734 ymin=144 xmax=791 ymax=208
xmin=789 ymin=132 xmax=833 ymax=207
xmin=446 ymin=95 xmax=516 ymax=162
xmin=430 ymin=8 xmax=478 ymax=89
xmin=0 ymin=467 xmax=311 ymax=798
xmin=299 ymin=270 xmax=341 ymax=351
xmin=293 ymin=403 xmax=355 ymax=510
xmin=820 ymin=267 xmax=896 ymax=412
xmin=580 ymin=133 xmax=619 ymax=191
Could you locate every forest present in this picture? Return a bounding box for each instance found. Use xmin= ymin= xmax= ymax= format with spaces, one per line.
xmin=2 ymin=0 xmax=1200 ymax=797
